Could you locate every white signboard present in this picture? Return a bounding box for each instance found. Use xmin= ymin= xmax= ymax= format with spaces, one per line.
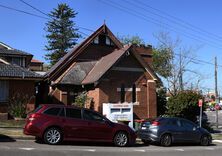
xmin=103 ymin=103 xmax=133 ymax=129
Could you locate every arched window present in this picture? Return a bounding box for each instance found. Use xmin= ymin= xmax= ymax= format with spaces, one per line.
xmin=132 ymin=84 xmax=136 ymax=103
xmin=120 ymin=84 xmax=125 ymax=103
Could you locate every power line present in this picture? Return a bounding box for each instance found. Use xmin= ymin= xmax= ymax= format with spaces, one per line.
xmin=19 ymin=0 xmax=49 ymax=17
xmin=0 ymin=3 xmax=49 ymax=20
xmin=135 ymin=0 xmax=222 ymax=42
xmin=19 ymin=0 xmax=94 ymax=33
xmin=2 ymin=1 xmax=222 ymax=69
xmin=99 ymin=0 xmax=222 ymax=49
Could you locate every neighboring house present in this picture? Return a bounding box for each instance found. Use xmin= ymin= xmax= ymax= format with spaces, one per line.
xmin=0 ymin=42 xmax=42 ymax=115
xmin=43 ymin=24 xmax=158 ymax=119
xmin=30 ymin=59 xmax=44 ymax=72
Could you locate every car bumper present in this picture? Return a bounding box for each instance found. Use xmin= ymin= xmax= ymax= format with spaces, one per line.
xmin=23 ymin=123 xmax=41 ymax=137
xmin=137 ymin=130 xmax=160 ymax=142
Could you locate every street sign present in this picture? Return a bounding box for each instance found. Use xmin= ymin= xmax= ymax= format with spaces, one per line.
xmin=198 ymin=99 xmax=203 ymax=107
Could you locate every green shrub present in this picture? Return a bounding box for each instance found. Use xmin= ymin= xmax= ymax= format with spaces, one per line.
xmin=9 ymin=93 xmax=31 ymax=118
xmin=166 ymin=91 xmax=202 ymax=122
xmin=73 ymin=91 xmax=91 ymax=108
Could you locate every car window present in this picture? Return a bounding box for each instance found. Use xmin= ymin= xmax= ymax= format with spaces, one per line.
xmin=181 ymin=120 xmax=195 ymax=130
xmin=168 ymin=119 xmax=181 ymax=127
xmin=83 ymin=110 xmax=104 ymax=122
xmin=43 ymin=107 xmax=61 ymax=116
xmin=66 ymin=108 xmax=82 ymax=119
xmin=59 ymin=108 xmax=65 ymax=117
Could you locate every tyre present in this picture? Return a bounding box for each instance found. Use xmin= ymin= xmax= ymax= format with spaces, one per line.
xmin=114 ymin=131 xmax=128 ymax=147
xmin=200 ymin=135 xmax=210 ymax=146
xmin=160 ymin=134 xmax=172 ymax=147
xmin=35 ymin=137 xmax=43 ymax=144
xmin=44 ymin=127 xmax=62 ymax=145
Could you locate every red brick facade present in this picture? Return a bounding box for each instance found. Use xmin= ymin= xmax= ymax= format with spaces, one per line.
xmin=47 ymin=24 xmax=158 ymax=120
xmin=0 ymin=79 xmax=36 ymax=113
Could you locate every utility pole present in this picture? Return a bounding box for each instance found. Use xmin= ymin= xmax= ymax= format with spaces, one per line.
xmin=179 ymin=51 xmax=184 ymax=91
xmin=215 ymin=56 xmax=219 ymax=129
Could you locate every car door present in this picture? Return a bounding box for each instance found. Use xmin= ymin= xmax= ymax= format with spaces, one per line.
xmin=82 ymin=109 xmax=113 ymax=141
xmin=167 ymin=119 xmax=185 ymax=142
xmin=181 ymin=119 xmax=200 ymax=142
xmin=63 ymin=107 xmax=87 ymax=140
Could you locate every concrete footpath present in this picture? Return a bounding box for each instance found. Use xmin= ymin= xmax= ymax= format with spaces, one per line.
xmin=0 ymin=127 xmax=34 ymax=141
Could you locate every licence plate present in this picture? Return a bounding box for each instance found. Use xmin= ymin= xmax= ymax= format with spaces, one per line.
xmin=141 ymin=127 xmax=147 ymax=130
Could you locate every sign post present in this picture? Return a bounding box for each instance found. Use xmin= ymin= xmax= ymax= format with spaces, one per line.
xmin=198 ymin=99 xmax=203 ymax=127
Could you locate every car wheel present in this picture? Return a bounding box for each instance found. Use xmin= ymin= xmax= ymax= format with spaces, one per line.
xmin=200 ymin=135 xmax=210 ymax=146
xmin=114 ymin=131 xmax=128 ymax=147
xmin=44 ymin=127 xmax=62 ymax=145
xmin=142 ymin=139 xmax=150 ymax=145
xmin=160 ymin=134 xmax=172 ymax=147
xmin=35 ymin=137 xmax=43 ymax=143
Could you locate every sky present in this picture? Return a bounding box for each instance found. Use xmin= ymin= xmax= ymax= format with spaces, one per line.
xmin=0 ymin=0 xmax=222 ymax=94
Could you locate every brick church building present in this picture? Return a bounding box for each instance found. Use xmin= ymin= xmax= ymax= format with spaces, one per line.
xmin=43 ymin=24 xmax=159 ymax=119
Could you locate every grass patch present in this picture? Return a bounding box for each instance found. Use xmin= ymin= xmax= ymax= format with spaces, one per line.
xmin=212 ymin=134 xmax=222 ymax=140
xmin=0 ymin=120 xmax=25 ymax=128
xmin=0 ymin=129 xmax=23 ymax=136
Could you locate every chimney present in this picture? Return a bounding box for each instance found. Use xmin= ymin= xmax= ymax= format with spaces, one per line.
xmin=133 ymin=44 xmax=153 ymax=67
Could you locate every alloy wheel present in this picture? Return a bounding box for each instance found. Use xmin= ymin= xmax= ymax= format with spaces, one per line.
xmin=114 ymin=132 xmax=128 ymax=147
xmin=44 ymin=128 xmax=61 ymax=145
xmin=160 ymin=134 xmax=172 ymax=147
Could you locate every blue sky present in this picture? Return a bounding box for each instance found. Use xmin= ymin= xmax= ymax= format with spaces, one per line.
xmin=0 ymin=0 xmax=222 ymax=93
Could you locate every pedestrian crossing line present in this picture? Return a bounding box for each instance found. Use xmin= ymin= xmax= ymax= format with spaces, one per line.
xmin=134 ymin=149 xmax=146 ymax=152
xmin=174 ymin=149 xmax=184 ymax=151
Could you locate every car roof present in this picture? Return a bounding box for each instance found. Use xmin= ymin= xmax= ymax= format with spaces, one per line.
xmin=39 ymin=104 xmax=100 ymax=113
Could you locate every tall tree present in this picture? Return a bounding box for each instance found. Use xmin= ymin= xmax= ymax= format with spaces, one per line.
xmin=45 ymin=3 xmax=80 ymax=65
xmin=118 ymin=35 xmax=145 ymax=45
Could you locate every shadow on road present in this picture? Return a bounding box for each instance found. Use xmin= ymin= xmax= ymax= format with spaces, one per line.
xmin=0 ymin=134 xmax=16 ymax=142
xmin=35 ymin=140 xmax=149 ymax=147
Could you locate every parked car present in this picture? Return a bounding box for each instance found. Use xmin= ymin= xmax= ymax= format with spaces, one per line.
xmin=24 ymin=104 xmax=136 ymax=147
xmin=137 ymin=117 xmax=212 ymax=146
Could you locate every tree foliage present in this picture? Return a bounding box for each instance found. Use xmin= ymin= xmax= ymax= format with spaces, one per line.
xmin=166 ymin=91 xmax=202 ymax=122
xmin=45 ymin=3 xmax=80 ymax=65
xmin=118 ymin=35 xmax=145 ymax=45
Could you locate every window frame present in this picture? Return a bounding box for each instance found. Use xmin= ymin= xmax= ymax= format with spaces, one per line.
xmin=65 ymin=107 xmax=82 ymax=119
xmin=0 ymin=81 xmax=9 ymax=102
xmin=42 ymin=107 xmax=62 ymax=116
xmin=83 ymin=109 xmax=106 ymax=123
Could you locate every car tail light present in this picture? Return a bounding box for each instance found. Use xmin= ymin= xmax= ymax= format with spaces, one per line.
xmin=28 ymin=117 xmax=35 ymax=121
xmin=152 ymin=121 xmax=160 ymax=126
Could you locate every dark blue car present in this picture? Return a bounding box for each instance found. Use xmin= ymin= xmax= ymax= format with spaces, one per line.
xmin=137 ymin=117 xmax=212 ymax=146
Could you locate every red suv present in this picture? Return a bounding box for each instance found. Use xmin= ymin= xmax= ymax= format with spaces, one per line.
xmin=24 ymin=104 xmax=136 ymax=147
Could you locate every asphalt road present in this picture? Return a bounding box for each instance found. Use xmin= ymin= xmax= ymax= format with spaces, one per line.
xmin=1 ymin=140 xmax=222 ymax=156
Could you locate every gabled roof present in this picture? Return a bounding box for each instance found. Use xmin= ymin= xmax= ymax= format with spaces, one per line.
xmin=45 ymin=24 xmax=123 ymax=80
xmin=31 ymin=59 xmax=43 ymax=63
xmin=59 ymin=61 xmax=97 ymax=85
xmin=82 ymin=45 xmax=131 ymax=84
xmin=0 ymin=58 xmax=42 ymax=79
xmin=81 ymin=45 xmax=159 ymax=84
xmin=0 ymin=42 xmax=32 ymax=56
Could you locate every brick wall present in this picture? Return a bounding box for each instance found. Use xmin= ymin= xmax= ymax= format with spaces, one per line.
xmin=0 ymin=79 xmax=36 ymax=114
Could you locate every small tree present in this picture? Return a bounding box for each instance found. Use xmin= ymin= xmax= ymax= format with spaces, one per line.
xmin=45 ymin=3 xmax=80 ymax=65
xmin=166 ymin=91 xmax=202 ymax=122
xmin=9 ymin=93 xmax=31 ymax=118
xmin=72 ymin=91 xmax=93 ymax=108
